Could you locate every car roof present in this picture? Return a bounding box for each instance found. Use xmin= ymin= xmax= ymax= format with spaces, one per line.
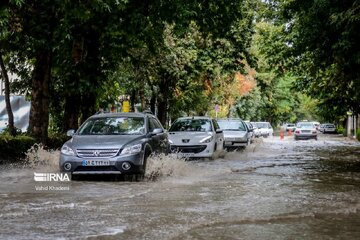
xmin=176 ymin=116 xmax=212 ymax=120
xmin=217 ymin=118 xmax=244 ymax=121
xmin=89 ymin=112 xmax=153 ymax=119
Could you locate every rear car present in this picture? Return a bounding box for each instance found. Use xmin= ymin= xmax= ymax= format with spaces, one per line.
xmin=217 ymin=118 xmax=251 ymax=148
xmin=322 ymin=123 xmax=336 ymax=134
xmin=168 ymin=117 xmax=224 ymax=159
xmin=294 ymin=122 xmax=318 ymax=140
xmin=59 ymin=112 xmax=169 ymax=179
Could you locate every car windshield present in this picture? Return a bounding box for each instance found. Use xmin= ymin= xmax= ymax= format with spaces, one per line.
xmin=169 ymin=119 xmax=212 ymax=132
xmin=255 ymin=122 xmax=270 ymax=129
xmin=326 ymin=124 xmax=335 ymax=128
xmin=217 ymin=120 xmax=246 ymax=131
xmin=78 ymin=117 xmax=145 ymax=135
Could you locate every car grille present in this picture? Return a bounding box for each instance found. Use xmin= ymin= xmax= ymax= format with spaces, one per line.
xmin=226 ymin=137 xmax=245 ymax=141
xmin=76 ymin=149 xmax=119 ymax=158
xmin=74 ymin=166 xmax=119 ymax=172
xmin=171 ymin=145 xmax=207 ymax=153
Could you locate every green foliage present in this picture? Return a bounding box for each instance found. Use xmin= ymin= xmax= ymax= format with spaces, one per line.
xmin=0 ymin=134 xmax=36 ymax=162
xmin=336 ymin=125 xmax=346 ymax=136
xmin=357 ymin=128 xmax=360 ymax=141
xmin=283 ymin=0 xmax=360 ymax=118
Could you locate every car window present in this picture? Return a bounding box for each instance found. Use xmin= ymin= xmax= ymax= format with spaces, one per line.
xmin=245 ymin=122 xmax=253 ymax=130
xmin=212 ymin=120 xmax=220 ymax=131
xmin=217 ymin=120 xmax=246 ymax=131
xmin=255 ymin=122 xmax=270 ymax=129
xmin=298 ymin=123 xmax=314 ymax=129
xmin=149 ymin=117 xmax=163 ymax=132
xmin=78 ymin=117 xmax=145 ymax=135
xmin=169 ymin=119 xmax=212 ymax=132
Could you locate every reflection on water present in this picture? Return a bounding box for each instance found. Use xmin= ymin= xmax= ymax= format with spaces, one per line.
xmin=0 ymin=134 xmax=360 ymax=239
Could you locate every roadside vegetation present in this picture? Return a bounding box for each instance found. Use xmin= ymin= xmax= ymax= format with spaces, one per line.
xmin=0 ymin=0 xmax=359 ymax=149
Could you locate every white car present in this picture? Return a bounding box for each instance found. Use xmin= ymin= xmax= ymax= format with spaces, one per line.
xmin=168 ymin=117 xmax=224 ymax=159
xmin=322 ymin=123 xmax=336 ymax=133
xmin=294 ymin=122 xmax=318 ymax=140
xmin=253 ymin=122 xmax=274 ymax=137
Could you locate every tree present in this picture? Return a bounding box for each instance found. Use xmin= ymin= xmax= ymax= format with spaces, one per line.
xmin=0 ymin=0 xmax=23 ymax=136
xmin=283 ymin=0 xmax=360 ymax=120
xmin=0 ymin=52 xmax=16 ymax=135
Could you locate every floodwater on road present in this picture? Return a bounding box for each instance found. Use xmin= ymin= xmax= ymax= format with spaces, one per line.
xmin=1 ymin=134 xmax=360 ymax=239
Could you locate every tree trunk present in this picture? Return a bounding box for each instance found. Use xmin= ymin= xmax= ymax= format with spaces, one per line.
xmin=150 ymin=91 xmax=156 ymax=115
xmin=0 ymin=51 xmax=16 ymax=136
xmin=157 ymin=99 xmax=168 ymax=127
xmin=63 ymin=95 xmax=81 ymax=131
xmin=80 ymin=93 xmax=96 ymax=123
xmin=28 ymin=50 xmax=51 ymax=143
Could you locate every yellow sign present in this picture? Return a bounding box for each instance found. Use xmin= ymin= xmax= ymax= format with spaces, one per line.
xmin=122 ymin=100 xmax=130 ymax=112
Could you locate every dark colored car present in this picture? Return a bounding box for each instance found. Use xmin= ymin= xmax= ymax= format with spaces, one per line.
xmin=59 ymin=112 xmax=168 ymax=180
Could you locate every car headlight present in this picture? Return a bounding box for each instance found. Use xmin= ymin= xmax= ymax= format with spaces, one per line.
xmin=61 ymin=145 xmax=75 ymax=156
xmin=200 ymin=135 xmax=213 ymax=143
xmin=168 ymin=139 xmax=173 ymax=144
xmin=121 ymin=143 xmax=142 ymax=155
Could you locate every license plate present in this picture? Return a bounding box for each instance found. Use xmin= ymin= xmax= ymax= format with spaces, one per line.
xmin=81 ymin=160 xmax=110 ymax=166
xmin=180 ymin=153 xmax=194 ymax=158
xmin=225 ymin=141 xmax=233 ymax=145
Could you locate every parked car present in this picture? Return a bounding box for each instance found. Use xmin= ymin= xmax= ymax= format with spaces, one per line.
xmin=59 ymin=112 xmax=169 ymax=180
xmin=168 ymin=116 xmax=224 ymax=159
xmin=253 ymin=121 xmax=274 ymax=137
xmin=217 ymin=118 xmax=252 ymax=149
xmin=322 ymin=123 xmax=336 ymax=133
xmin=244 ymin=121 xmax=256 ymax=142
xmin=294 ymin=122 xmax=318 ymax=140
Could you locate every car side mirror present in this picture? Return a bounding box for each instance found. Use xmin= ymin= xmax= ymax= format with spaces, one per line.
xmin=150 ymin=128 xmax=163 ymax=136
xmin=66 ymin=129 xmax=75 ymax=136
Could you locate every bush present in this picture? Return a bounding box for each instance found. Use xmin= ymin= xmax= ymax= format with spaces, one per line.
xmin=357 ymin=128 xmax=360 ymax=141
xmin=336 ymin=125 xmax=346 ymax=136
xmin=0 ymin=134 xmax=36 ymax=163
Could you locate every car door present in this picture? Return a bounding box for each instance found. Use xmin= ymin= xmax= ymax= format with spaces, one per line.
xmin=148 ymin=117 xmax=168 ymax=153
xmin=212 ymin=119 xmax=224 ymax=151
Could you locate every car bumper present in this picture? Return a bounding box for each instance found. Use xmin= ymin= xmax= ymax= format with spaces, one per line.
xmin=294 ymin=134 xmax=317 ymax=140
xmin=59 ymin=151 xmax=145 ymax=175
xmin=324 ymin=129 xmax=336 ymax=133
xmin=224 ymin=137 xmax=248 ymax=147
xmin=170 ymin=142 xmax=215 ymax=158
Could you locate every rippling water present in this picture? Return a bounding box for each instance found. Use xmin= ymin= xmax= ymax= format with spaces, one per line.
xmin=1 ymin=134 xmax=360 ymax=239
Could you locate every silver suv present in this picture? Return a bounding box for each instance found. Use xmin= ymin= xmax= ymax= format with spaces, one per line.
xmin=59 ymin=112 xmax=168 ymax=180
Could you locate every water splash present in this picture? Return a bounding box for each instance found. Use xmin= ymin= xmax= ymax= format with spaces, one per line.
xmin=145 ymin=154 xmax=191 ymax=181
xmin=25 ymin=144 xmax=60 ymax=171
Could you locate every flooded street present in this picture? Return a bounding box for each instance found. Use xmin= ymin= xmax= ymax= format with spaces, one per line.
xmin=1 ymin=134 xmax=360 ymax=239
